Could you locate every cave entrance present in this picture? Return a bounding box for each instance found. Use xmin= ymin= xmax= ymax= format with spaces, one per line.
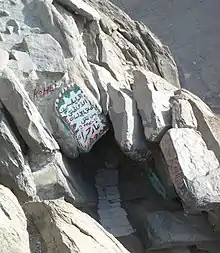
xmin=75 ymin=129 xmax=182 ymax=252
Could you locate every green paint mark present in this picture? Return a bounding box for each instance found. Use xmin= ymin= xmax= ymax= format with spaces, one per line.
xmin=148 ymin=168 xmax=168 ymax=199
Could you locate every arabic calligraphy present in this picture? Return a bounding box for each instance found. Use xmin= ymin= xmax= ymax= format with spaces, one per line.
xmin=55 ymin=85 xmax=108 ymax=152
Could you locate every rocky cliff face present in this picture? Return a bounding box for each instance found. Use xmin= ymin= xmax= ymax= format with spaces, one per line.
xmin=0 ymin=0 xmax=220 ymax=253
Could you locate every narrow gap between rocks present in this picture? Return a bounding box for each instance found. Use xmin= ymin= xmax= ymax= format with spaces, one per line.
xmin=74 ymin=128 xmax=183 ymax=253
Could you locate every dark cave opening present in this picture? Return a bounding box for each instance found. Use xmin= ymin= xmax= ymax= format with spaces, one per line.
xmin=73 ymin=128 xmax=183 ymax=252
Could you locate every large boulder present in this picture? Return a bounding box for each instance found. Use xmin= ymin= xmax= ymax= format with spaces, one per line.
xmin=0 ymin=185 xmax=31 ymax=253
xmin=133 ymin=69 xmax=176 ymax=142
xmin=160 ymin=128 xmax=220 ymax=211
xmin=24 ymin=200 xmax=129 ymax=253
xmin=0 ymin=67 xmax=59 ymax=153
xmin=174 ymin=89 xmax=220 ymax=163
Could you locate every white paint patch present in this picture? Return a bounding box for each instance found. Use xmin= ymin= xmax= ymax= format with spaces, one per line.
xmin=55 ymin=85 xmax=108 ymax=152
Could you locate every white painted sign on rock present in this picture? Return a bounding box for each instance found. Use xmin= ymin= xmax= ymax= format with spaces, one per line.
xmin=55 ymin=85 xmax=108 ymax=152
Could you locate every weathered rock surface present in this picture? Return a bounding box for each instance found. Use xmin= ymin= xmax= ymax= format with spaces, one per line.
xmin=108 ymin=82 xmax=149 ymax=161
xmin=1 ymin=0 xmax=220 ymax=252
xmin=160 ymin=128 xmax=220 ymax=211
xmin=0 ymin=67 xmax=59 ymax=153
xmin=22 ymin=33 xmax=66 ymax=74
xmin=24 ymin=199 xmax=129 ymax=253
xmin=83 ymin=0 xmax=180 ymax=88
xmin=0 ymin=109 xmax=36 ymax=203
xmin=170 ymin=96 xmax=198 ymax=129
xmin=0 ymin=185 xmax=30 ymax=253
xmin=0 ymin=0 xmax=181 ymax=158
xmin=146 ymin=211 xmax=217 ymax=250
xmin=175 ymin=89 xmax=220 ymax=163
xmin=133 ymin=69 xmax=176 ymax=142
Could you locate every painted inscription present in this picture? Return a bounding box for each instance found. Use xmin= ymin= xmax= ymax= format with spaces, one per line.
xmin=169 ymin=159 xmax=184 ymax=188
xmin=55 ymin=85 xmax=108 ymax=152
xmin=34 ymin=84 xmax=56 ymax=99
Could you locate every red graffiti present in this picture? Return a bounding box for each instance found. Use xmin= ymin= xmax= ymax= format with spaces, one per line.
xmin=34 ymin=85 xmax=55 ymax=99
xmin=169 ymin=159 xmax=184 ymax=188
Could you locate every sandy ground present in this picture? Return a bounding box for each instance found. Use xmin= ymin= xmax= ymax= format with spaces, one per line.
xmin=110 ymin=0 xmax=220 ymax=114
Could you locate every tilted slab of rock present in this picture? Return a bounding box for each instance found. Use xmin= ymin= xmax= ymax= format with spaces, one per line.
xmin=108 ymin=82 xmax=149 ymax=161
xmin=0 ymin=67 xmax=59 ymax=153
xmin=0 ymin=185 xmax=31 ymax=253
xmin=0 ymin=109 xmax=36 ymax=203
xmin=145 ymin=211 xmax=218 ymax=250
xmin=91 ymin=63 xmax=149 ymax=160
xmin=31 ymin=151 xmax=97 ymax=207
xmin=133 ymin=69 xmax=176 ymax=142
xmin=170 ymin=95 xmax=198 ymax=129
xmin=160 ymin=128 xmax=220 ymax=211
xmin=24 ymin=200 xmax=129 ymax=253
xmin=175 ymin=89 xmax=220 ymax=163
